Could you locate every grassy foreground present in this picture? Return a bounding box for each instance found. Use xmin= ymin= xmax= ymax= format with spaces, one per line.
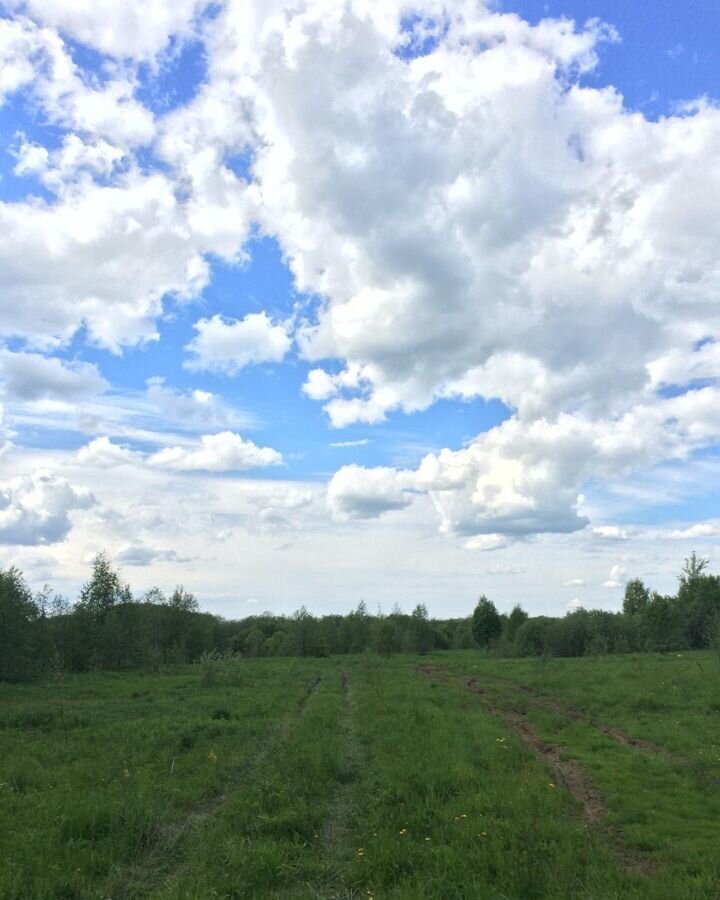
xmin=1 ymin=651 xmax=719 ymax=899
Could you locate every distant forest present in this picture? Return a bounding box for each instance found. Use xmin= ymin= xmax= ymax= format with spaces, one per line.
xmin=1 ymin=552 xmax=719 ymax=682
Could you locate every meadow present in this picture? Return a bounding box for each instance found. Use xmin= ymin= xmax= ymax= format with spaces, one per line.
xmin=1 ymin=651 xmax=719 ymax=899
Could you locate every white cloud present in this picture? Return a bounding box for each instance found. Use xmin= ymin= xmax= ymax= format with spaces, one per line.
xmin=592 ymin=525 xmax=631 ymax=541
xmin=0 ymin=350 xmax=108 ymax=401
xmin=602 ymin=563 xmax=627 ymax=588
xmin=14 ymin=134 xmax=126 ymax=188
xmin=0 ymin=17 xmax=154 ymax=145
xmin=5 ymin=1 xmax=209 ymax=61
xmin=479 ymin=563 xmax=525 ymax=575
xmin=661 ymin=521 xmax=720 ymax=540
xmin=330 ymin=438 xmax=370 ymax=448
xmin=147 ymin=431 xmax=283 ymax=472
xmin=1 ymin=0 xmax=720 ymax=601
xmin=213 ymin=2 xmax=718 ymax=431
xmin=0 ymin=172 xmax=211 ymax=349
xmin=76 ymin=431 xmax=283 ymax=473
xmin=563 ymin=578 xmax=585 ymax=587
xmin=116 ymin=543 xmax=187 ymax=566
xmin=185 ymin=313 xmax=291 ymax=374
xmin=0 ymin=470 xmax=94 ymax=545
xmin=182 ymin=0 xmax=720 ymax=537
xmin=250 ymin=487 xmax=316 ymax=533
xmin=649 ymin=340 xmax=720 ymax=389
xmin=463 ymin=534 xmax=510 ymax=552
xmin=328 ymin=464 xmax=414 ymax=521
xmin=76 ymin=436 xmax=140 ymax=468
xmin=0 ymin=15 xmax=44 ymax=101
xmin=323 ymin=387 xmax=720 ymax=540
xmin=281 ymin=488 xmax=314 ymax=510
xmin=0 ymin=443 xmax=710 ymax=617
xmin=144 ymin=378 xmax=242 ymax=430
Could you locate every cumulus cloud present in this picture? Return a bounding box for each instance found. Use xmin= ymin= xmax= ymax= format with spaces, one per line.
xmin=7 ymin=0 xmax=209 ymax=60
xmin=144 ymin=378 xmax=241 ymax=429
xmin=649 ymin=340 xmax=720 ymax=390
xmin=116 ymin=543 xmax=188 ymax=566
xmin=213 ymin=1 xmax=719 ymax=430
xmin=0 ymin=172 xmax=210 ymax=349
xmin=328 ymin=464 xmax=414 ymax=521
xmin=185 ymin=313 xmax=291 ymax=374
xmin=147 ymin=431 xmax=283 ymax=472
xmin=563 ymin=578 xmax=586 ymax=587
xmin=592 ymin=525 xmax=632 ymax=541
xmin=2 ymin=0 xmax=720 ymax=556
xmin=463 ymin=534 xmax=510 ymax=552
xmin=0 ymin=471 xmax=94 ymax=545
xmin=479 ymin=563 xmax=525 ymax=575
xmin=325 ymin=387 xmax=720 ymax=539
xmin=602 ymin=563 xmax=627 ymax=589
xmin=76 ymin=436 xmax=140 ymax=468
xmin=0 ymin=350 xmax=108 ymax=401
xmin=76 ymin=432 xmax=282 ymax=473
xmin=0 ymin=16 xmax=253 ymax=351
xmin=13 ymin=134 xmax=126 ymax=189
xmin=250 ymin=487 xmax=316 ymax=533
xmin=0 ymin=17 xmax=154 ymax=145
xmin=661 ymin=521 xmax=720 ymax=540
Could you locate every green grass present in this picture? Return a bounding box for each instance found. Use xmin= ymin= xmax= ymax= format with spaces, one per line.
xmin=1 ymin=651 xmax=719 ymax=898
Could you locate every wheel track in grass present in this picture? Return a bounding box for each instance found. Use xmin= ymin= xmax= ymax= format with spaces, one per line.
xmin=109 ymin=673 xmax=324 ymax=900
xmin=416 ymin=664 xmax=654 ymax=876
xmin=511 ymin=682 xmax=720 ymax=786
xmin=418 ymin=662 xmax=718 ymax=786
xmin=318 ymin=672 xmax=359 ymax=897
xmin=464 ymin=671 xmax=720 ymax=789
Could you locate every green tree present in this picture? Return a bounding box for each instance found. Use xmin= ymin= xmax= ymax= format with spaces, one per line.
xmin=677 ymin=554 xmax=719 ymax=648
xmin=410 ymin=603 xmax=434 ymax=654
xmin=623 ymin=578 xmax=650 ymax=616
xmin=288 ymin=606 xmax=318 ymax=657
xmin=679 ymin=552 xmax=709 ymax=587
xmin=505 ymin=604 xmax=529 ymax=642
xmin=471 ymin=595 xmax=502 ymax=648
xmin=245 ymin=628 xmax=266 ymax=657
xmin=514 ymin=616 xmax=556 ymax=656
xmin=0 ymin=568 xmax=40 ymax=681
xmin=644 ymin=592 xmax=682 ymax=651
xmin=77 ymin=552 xmax=124 ymax=620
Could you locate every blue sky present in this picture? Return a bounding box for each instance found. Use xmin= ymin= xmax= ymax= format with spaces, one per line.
xmin=0 ymin=0 xmax=718 ymax=616
xmin=503 ymin=0 xmax=720 ymax=117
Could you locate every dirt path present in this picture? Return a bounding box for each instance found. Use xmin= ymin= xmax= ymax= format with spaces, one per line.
xmin=110 ymin=673 xmax=324 ymax=900
xmin=465 ymin=677 xmax=606 ymax=826
xmin=321 ymin=672 xmax=356 ymax=854
xmin=473 ymin=674 xmax=720 ymax=787
xmin=417 ymin=666 xmax=654 ymax=876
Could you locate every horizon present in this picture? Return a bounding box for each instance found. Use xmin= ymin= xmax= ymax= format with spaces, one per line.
xmin=1 ymin=0 xmax=719 ymax=619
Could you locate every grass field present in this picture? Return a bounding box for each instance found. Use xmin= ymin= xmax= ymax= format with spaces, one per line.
xmin=1 ymin=651 xmax=719 ymax=899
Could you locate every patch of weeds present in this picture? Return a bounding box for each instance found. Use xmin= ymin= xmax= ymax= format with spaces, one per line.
xmin=178 ymin=731 xmax=196 ymax=751
xmin=631 ymin=696 xmax=667 ymax=713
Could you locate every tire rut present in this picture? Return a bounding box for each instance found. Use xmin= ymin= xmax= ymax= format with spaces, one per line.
xmin=321 ymin=672 xmax=355 ymax=855
xmin=489 ymin=678 xmax=719 ymax=787
xmin=465 ymin=677 xmax=606 ymax=827
xmin=416 ymin=665 xmax=654 ymax=876
xmin=110 ymin=674 xmax=325 ymax=900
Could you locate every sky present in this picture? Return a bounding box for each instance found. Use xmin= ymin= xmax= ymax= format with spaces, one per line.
xmin=0 ymin=0 xmax=719 ymax=619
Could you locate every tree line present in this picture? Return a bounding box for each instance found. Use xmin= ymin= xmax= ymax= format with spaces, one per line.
xmin=1 ymin=552 xmax=718 ymax=681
